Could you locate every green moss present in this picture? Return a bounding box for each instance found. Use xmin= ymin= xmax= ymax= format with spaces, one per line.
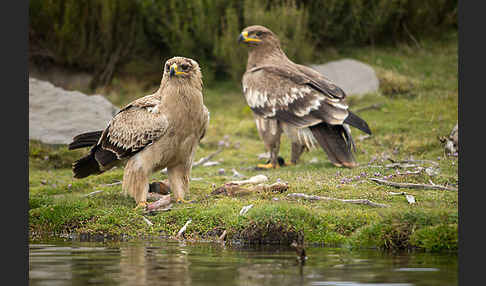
xmin=410 ymin=224 xmax=458 ymax=252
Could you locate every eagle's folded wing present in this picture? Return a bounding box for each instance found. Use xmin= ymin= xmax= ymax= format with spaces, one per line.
xmin=98 ymin=101 xmax=169 ymax=161
xmin=294 ymin=63 xmax=346 ymax=100
xmin=242 ymin=65 xmax=349 ymax=128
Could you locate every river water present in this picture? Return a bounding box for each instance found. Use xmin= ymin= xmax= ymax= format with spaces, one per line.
xmin=29 ymin=241 xmax=457 ymax=286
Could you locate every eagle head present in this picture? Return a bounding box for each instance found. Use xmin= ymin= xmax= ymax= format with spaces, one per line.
xmin=163 ymin=56 xmax=201 ymax=80
xmin=161 ymin=56 xmax=203 ymax=91
xmin=238 ymin=25 xmax=281 ymax=49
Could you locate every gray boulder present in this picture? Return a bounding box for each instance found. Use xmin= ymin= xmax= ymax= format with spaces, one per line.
xmin=309 ymin=58 xmax=379 ymax=97
xmin=29 ymin=77 xmax=119 ymax=145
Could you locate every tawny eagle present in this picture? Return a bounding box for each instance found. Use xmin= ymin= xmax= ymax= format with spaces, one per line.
xmin=238 ymin=25 xmax=371 ymax=169
xmin=69 ymin=57 xmax=209 ymax=207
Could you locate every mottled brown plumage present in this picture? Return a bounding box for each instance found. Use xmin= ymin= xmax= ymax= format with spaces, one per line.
xmin=69 ymin=57 xmax=209 ymax=206
xmin=238 ymin=25 xmax=371 ymax=168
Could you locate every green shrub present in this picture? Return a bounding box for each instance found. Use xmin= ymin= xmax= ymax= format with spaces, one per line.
xmin=375 ymin=67 xmax=418 ymax=97
xmin=307 ymin=0 xmax=457 ymax=46
xmin=229 ymin=0 xmax=315 ymax=80
xmin=29 ymin=0 xmax=457 ymax=87
xmin=410 ymin=224 xmax=458 ymax=252
xmin=29 ymin=0 xmax=145 ymax=87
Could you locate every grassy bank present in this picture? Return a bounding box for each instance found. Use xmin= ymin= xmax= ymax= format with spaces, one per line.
xmin=29 ymin=32 xmax=458 ymax=252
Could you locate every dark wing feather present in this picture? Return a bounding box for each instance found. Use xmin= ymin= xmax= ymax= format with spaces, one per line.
xmin=294 ymin=63 xmax=346 ymax=100
xmin=309 ymin=122 xmax=357 ymax=168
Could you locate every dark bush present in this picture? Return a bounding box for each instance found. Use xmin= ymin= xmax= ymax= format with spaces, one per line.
xmin=306 ymin=0 xmax=457 ymax=46
xmin=29 ymin=0 xmax=145 ymax=88
xmin=29 ymin=0 xmax=457 ymax=87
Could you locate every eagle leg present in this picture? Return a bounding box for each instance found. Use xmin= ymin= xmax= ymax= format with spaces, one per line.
xmin=290 ymin=142 xmax=307 ymax=165
xmin=123 ymin=157 xmax=150 ymax=206
xmin=167 ymin=164 xmax=190 ymax=203
xmin=256 ymin=118 xmax=283 ymax=169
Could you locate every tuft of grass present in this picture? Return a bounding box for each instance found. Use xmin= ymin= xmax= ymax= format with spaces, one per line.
xmin=375 ymin=67 xmax=419 ymax=97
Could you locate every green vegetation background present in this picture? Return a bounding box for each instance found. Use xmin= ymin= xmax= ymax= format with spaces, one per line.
xmin=30 ymin=0 xmax=457 ymax=87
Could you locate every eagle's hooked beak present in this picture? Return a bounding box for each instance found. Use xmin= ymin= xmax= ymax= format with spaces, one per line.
xmin=238 ymin=31 xmax=262 ymax=44
xmin=169 ymin=63 xmax=187 ymax=77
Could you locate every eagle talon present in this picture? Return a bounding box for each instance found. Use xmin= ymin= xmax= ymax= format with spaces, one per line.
xmin=257 ymin=163 xmax=278 ymax=169
xmin=135 ymin=201 xmax=148 ymax=210
xmin=175 ymin=198 xmax=190 ymax=204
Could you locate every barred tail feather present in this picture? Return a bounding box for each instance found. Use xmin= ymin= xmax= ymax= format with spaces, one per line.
xmin=72 ymin=153 xmax=102 ymax=178
xmin=309 ymin=123 xmax=357 ymax=168
xmin=344 ymin=111 xmax=371 ymax=135
xmin=68 ymin=131 xmax=103 ymax=150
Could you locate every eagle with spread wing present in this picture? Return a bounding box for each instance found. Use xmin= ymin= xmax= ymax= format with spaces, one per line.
xmin=238 ymin=25 xmax=371 ymax=169
xmin=68 ymin=57 xmax=209 ymax=207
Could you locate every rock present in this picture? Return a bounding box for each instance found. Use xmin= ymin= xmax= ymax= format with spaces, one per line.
xmin=29 ymin=77 xmax=119 ymax=145
xmin=309 ymin=59 xmax=379 ymax=97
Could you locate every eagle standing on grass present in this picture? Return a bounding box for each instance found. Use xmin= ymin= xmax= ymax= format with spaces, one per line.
xmin=68 ymin=57 xmax=209 ymax=207
xmin=238 ymin=25 xmax=371 ymax=169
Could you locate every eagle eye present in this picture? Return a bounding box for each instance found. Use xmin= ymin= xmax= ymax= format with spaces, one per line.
xmin=256 ymin=31 xmax=263 ymax=36
xmin=181 ymin=64 xmax=190 ymax=70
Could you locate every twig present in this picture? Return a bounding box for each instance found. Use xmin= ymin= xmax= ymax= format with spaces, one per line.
xmin=228 ymin=174 xmax=268 ymax=186
xmin=287 ymin=193 xmax=389 ymax=208
xmin=176 ymin=219 xmax=192 ymax=239
xmin=388 ymin=191 xmax=408 ymax=195
xmin=389 ymin=158 xmax=439 ymax=166
xmin=101 ymin=181 xmax=122 ymax=187
xmin=192 ymin=148 xmax=223 ymax=168
xmin=239 ymin=204 xmax=254 ymax=215
xmin=402 ymin=23 xmax=422 ymax=49
xmin=370 ymin=178 xmax=457 ymax=191
xmin=141 ymin=216 xmax=153 ymax=226
xmin=218 ymin=230 xmax=227 ymax=242
xmin=84 ymin=190 xmax=105 ymax=197
xmin=389 ymin=192 xmax=416 ymax=204
xmin=354 ymin=103 xmax=384 ymax=113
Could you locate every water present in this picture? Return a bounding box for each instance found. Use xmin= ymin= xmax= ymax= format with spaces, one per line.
xmin=29 ymin=241 xmax=457 ymax=286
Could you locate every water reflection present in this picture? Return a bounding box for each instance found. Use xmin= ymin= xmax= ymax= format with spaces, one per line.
xmin=29 ymin=241 xmax=457 ymax=286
